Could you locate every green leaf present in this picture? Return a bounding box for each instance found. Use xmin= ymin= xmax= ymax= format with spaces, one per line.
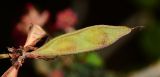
xmin=85 ymin=52 xmax=103 ymax=67
xmin=29 ymin=25 xmax=132 ymax=58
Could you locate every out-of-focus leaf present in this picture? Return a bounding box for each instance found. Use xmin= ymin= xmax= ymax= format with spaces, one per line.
xmin=85 ymin=52 xmax=103 ymax=67
xmin=141 ymin=22 xmax=160 ymax=58
xmin=134 ymin=0 xmax=159 ymax=9
xmin=29 ymin=25 xmax=131 ymax=58
xmin=34 ymin=59 xmax=51 ymax=76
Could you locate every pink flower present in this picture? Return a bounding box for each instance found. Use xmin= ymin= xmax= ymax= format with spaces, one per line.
xmin=55 ymin=8 xmax=78 ymax=30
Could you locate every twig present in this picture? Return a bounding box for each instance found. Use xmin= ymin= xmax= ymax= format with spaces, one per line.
xmin=0 ymin=54 xmax=10 ymax=59
xmin=131 ymin=26 xmax=144 ymax=30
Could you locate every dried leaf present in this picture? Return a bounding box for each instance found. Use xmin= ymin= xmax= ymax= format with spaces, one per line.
xmin=29 ymin=25 xmax=131 ymax=58
xmin=24 ymin=24 xmax=46 ymax=48
xmin=1 ymin=62 xmax=20 ymax=77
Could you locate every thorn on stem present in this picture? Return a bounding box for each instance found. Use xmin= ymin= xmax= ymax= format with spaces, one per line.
xmin=131 ymin=26 xmax=144 ymax=30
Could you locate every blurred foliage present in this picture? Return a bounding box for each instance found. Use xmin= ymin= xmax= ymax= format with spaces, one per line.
xmin=85 ymin=52 xmax=103 ymax=67
xmin=141 ymin=21 xmax=160 ymax=59
xmin=133 ymin=0 xmax=159 ymax=9
xmin=34 ymin=52 xmax=105 ymax=77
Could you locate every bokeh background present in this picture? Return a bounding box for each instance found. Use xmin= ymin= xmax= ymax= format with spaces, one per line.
xmin=0 ymin=0 xmax=160 ymax=77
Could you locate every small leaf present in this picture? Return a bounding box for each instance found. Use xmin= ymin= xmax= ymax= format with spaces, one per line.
xmin=29 ymin=25 xmax=131 ymax=58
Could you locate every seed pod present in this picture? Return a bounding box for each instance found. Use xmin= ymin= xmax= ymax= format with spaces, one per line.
xmin=28 ymin=25 xmax=132 ymax=59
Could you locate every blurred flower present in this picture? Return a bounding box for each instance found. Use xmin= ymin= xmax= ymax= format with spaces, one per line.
xmin=16 ymin=3 xmax=49 ymax=34
xmin=12 ymin=3 xmax=49 ymax=46
xmin=50 ymin=69 xmax=64 ymax=77
xmin=12 ymin=4 xmax=78 ymax=46
xmin=55 ymin=8 xmax=78 ymax=30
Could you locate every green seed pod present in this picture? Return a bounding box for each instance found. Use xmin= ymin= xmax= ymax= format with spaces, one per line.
xmin=28 ymin=25 xmax=132 ymax=58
